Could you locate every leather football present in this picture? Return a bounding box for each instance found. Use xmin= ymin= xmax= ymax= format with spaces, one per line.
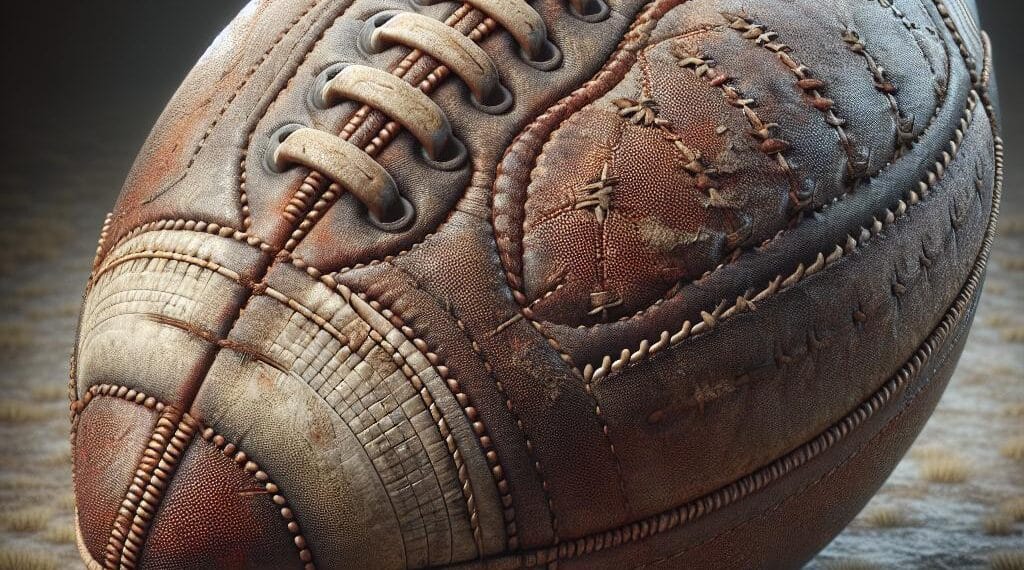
xmin=71 ymin=0 xmax=1002 ymax=567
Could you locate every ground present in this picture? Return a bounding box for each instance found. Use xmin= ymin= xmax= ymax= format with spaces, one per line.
xmin=0 ymin=136 xmax=1020 ymax=568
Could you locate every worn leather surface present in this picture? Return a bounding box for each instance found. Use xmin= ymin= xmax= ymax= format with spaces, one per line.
xmin=72 ymin=0 xmax=1000 ymax=567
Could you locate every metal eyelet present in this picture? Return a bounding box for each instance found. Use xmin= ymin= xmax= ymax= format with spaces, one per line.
xmin=421 ymin=136 xmax=468 ymax=171
xmin=359 ymin=11 xmax=400 ymax=55
xmin=470 ymin=84 xmax=514 ymax=115
xmin=369 ymin=195 xmax=416 ymax=232
xmin=569 ymin=0 xmax=610 ymax=22
xmin=309 ymin=63 xmax=350 ymax=110
xmin=264 ymin=123 xmax=305 ymax=173
xmin=519 ymin=39 xmax=563 ymax=71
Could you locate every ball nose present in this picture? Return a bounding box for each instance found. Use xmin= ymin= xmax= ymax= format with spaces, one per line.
xmin=73 ymin=385 xmax=309 ymax=570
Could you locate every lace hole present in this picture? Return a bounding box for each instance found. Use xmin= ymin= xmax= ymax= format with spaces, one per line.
xmin=309 ymin=63 xmax=350 ymax=109
xmin=421 ymin=137 xmax=468 ymax=171
xmin=369 ymin=195 xmax=416 ymax=232
xmin=519 ymin=39 xmax=562 ymax=71
xmin=359 ymin=11 xmax=399 ymax=54
xmin=470 ymin=84 xmax=514 ymax=115
xmin=569 ymin=0 xmax=610 ymax=22
xmin=264 ymin=123 xmax=305 ymax=173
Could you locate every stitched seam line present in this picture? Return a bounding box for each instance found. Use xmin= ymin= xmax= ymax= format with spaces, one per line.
xmin=444 ymin=116 xmax=1000 ymax=566
xmin=584 ymin=90 xmax=980 ymax=384
xmin=350 ymin=277 xmax=528 ymax=549
xmin=75 ymin=385 xmax=313 ymax=569
xmin=281 ymin=7 xmax=499 ymax=254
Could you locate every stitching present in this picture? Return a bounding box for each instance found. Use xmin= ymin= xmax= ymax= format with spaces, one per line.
xmin=638 ymin=128 xmax=1000 ymax=568
xmin=92 ymin=212 xmax=113 ymax=271
xmin=454 ymin=116 xmax=1000 ymax=566
xmin=339 ymin=277 xmax=521 ymax=550
xmin=201 ymin=0 xmax=324 ymax=230
xmin=366 ymin=322 xmax=476 ymax=558
xmin=282 ymin=7 xmax=499 ymax=253
xmin=238 ymin=0 xmax=359 ymax=231
xmin=584 ymin=90 xmax=979 ymax=384
xmin=932 ymin=0 xmax=979 ymax=84
xmin=527 ymin=318 xmax=635 ymax=524
xmin=671 ymin=39 xmax=806 ymax=218
xmin=493 ymin=0 xmax=678 ymax=309
xmin=842 ymin=27 xmax=915 ymax=157
xmin=721 ymin=12 xmax=865 ymax=179
xmin=73 ymin=384 xmax=314 ymax=569
xmin=104 ymin=405 xmax=192 ymax=570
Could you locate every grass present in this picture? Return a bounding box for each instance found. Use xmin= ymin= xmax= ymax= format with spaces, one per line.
xmin=0 ymin=548 xmax=57 ymax=570
xmin=55 ymin=492 xmax=76 ymax=512
xmin=1002 ymin=498 xmax=1024 ymax=522
xmin=919 ymin=454 xmax=970 ymax=483
xmin=1002 ymin=437 xmax=1024 ymax=461
xmin=862 ymin=505 xmax=911 ymax=528
xmin=988 ymin=315 xmax=1015 ymax=327
xmin=0 ymin=322 xmax=33 ymax=357
xmin=0 ymin=507 xmax=52 ymax=532
xmin=991 ymin=551 xmax=1024 ymax=570
xmin=983 ymin=514 xmax=1017 ymax=536
xmin=0 ymin=401 xmax=49 ymax=423
xmin=42 ymin=524 xmax=76 ymax=544
xmin=1002 ymin=327 xmax=1024 ymax=343
xmin=30 ymin=384 xmax=65 ymax=402
xmin=42 ymin=447 xmax=72 ymax=467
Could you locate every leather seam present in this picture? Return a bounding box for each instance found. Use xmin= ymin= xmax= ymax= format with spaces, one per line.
xmin=442 ymin=114 xmax=1000 ymax=566
xmin=583 ymin=90 xmax=981 ymax=383
xmin=73 ymin=384 xmax=314 ymax=569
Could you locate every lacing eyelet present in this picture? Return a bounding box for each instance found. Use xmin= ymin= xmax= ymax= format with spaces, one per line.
xmin=359 ymin=11 xmax=400 ymax=54
xmin=470 ymin=84 xmax=514 ymax=115
xmin=569 ymin=0 xmax=610 ymax=22
xmin=520 ymin=39 xmax=563 ymax=71
xmin=421 ymin=137 xmax=468 ymax=171
xmin=265 ymin=123 xmax=305 ymax=173
xmin=309 ymin=63 xmax=350 ymax=110
xmin=369 ymin=195 xmax=416 ymax=232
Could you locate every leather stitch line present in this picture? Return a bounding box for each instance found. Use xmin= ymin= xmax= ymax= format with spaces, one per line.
xmin=73 ymin=384 xmax=314 ymax=569
xmin=721 ymin=12 xmax=865 ymax=179
xmin=339 ymin=274 xmax=522 ymax=550
xmin=449 ymin=116 xmax=999 ymax=565
xmin=584 ymin=91 xmax=980 ymax=384
xmin=282 ymin=7 xmax=499 ymax=253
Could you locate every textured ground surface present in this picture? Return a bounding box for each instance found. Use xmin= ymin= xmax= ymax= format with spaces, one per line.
xmin=0 ymin=122 xmax=1020 ymax=569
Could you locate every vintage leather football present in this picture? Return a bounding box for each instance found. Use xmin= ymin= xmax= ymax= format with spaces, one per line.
xmin=71 ymin=0 xmax=1001 ymax=567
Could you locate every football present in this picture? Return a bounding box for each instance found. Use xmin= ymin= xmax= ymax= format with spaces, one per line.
xmin=71 ymin=0 xmax=1001 ymax=567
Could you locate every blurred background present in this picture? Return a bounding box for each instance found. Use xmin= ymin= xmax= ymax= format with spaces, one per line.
xmin=0 ymin=2 xmax=1020 ymax=568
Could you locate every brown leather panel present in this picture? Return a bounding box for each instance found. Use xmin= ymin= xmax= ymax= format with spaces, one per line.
xmin=73 ymin=396 xmax=159 ymax=563
xmin=137 ymin=435 xmax=302 ymax=570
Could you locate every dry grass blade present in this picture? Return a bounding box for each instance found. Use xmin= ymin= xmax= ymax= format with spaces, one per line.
xmin=0 ymin=548 xmax=58 ymax=570
xmin=0 ymin=507 xmax=52 ymax=532
xmin=991 ymin=551 xmax=1024 ymax=570
xmin=983 ymin=514 xmax=1016 ymax=536
xmin=1002 ymin=437 xmax=1024 ymax=461
xmin=0 ymin=401 xmax=49 ymax=424
xmin=919 ymin=454 xmax=970 ymax=484
xmin=1002 ymin=498 xmax=1024 ymax=522
xmin=42 ymin=524 xmax=76 ymax=544
xmin=862 ymin=505 xmax=911 ymax=528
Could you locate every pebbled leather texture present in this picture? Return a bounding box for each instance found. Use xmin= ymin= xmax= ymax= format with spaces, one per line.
xmin=72 ymin=0 xmax=1001 ymax=568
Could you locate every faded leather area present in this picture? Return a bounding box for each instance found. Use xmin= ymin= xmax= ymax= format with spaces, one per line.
xmin=494 ymin=0 xmax=950 ymax=326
